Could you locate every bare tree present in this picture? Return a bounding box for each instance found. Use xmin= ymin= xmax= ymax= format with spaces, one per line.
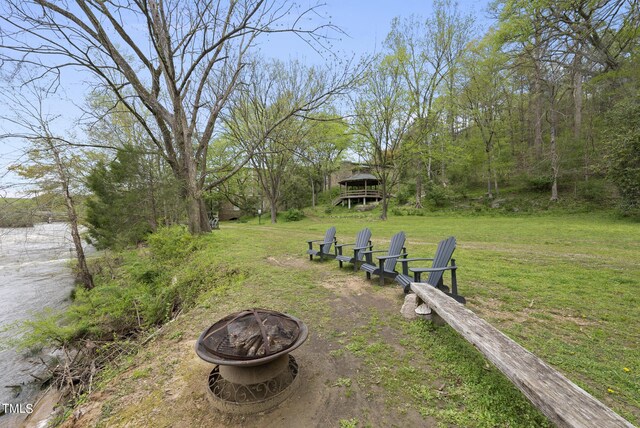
xmin=1 ymin=88 xmax=94 ymax=289
xmin=0 ymin=0 xmax=344 ymax=233
xmin=223 ymin=59 xmax=358 ymax=223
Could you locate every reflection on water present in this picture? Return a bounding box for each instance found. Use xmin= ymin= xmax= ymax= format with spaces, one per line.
xmin=0 ymin=223 xmax=86 ymax=423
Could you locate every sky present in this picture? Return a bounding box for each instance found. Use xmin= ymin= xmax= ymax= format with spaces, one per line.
xmin=0 ymin=0 xmax=495 ymax=198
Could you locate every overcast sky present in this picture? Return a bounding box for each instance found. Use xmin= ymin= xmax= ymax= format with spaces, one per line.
xmin=0 ymin=1 xmax=494 ymax=198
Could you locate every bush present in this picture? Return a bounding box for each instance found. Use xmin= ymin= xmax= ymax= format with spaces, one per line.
xmin=605 ymin=98 xmax=640 ymax=217
xmin=527 ymin=176 xmax=553 ymax=193
xmin=575 ymin=179 xmax=609 ymax=203
xmin=283 ymin=208 xmax=305 ymax=222
xmin=424 ymin=183 xmax=451 ymax=208
xmin=146 ymin=225 xmax=198 ymax=262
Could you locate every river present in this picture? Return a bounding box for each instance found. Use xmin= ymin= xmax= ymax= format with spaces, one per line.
xmin=0 ymin=223 xmax=86 ymax=426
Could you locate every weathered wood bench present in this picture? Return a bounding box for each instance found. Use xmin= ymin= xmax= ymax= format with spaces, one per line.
xmin=411 ymin=283 xmax=634 ymax=428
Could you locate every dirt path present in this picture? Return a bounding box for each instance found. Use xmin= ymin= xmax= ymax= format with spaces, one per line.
xmin=59 ymin=255 xmax=432 ymax=428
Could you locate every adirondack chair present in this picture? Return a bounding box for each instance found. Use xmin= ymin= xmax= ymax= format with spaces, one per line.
xmin=306 ymin=226 xmax=337 ymax=261
xmin=360 ymin=231 xmax=407 ymax=286
xmin=394 ymin=236 xmax=464 ymax=303
xmin=335 ymin=228 xmax=373 ymax=271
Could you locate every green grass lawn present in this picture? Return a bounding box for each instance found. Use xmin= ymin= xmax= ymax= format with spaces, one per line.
xmin=235 ymin=208 xmax=640 ymax=423
xmin=64 ymin=209 xmax=639 ymax=427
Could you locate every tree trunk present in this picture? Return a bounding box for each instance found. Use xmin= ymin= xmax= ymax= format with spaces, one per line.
xmin=380 ymin=180 xmax=388 ymax=220
xmin=550 ymin=102 xmax=559 ymax=202
xmin=147 ymin=156 xmax=158 ymax=231
xmin=533 ymin=77 xmax=544 ymax=160
xmin=51 ymin=142 xmax=94 ymax=290
xmin=486 ymin=139 xmax=494 ymax=199
xmin=311 ymin=178 xmax=316 ymax=208
xmin=270 ymin=201 xmax=278 ymax=224
xmin=573 ymin=52 xmax=588 ymax=181
xmin=415 ymin=159 xmax=423 ymax=209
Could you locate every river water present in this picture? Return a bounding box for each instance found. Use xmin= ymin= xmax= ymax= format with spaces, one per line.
xmin=0 ymin=223 xmax=84 ymax=425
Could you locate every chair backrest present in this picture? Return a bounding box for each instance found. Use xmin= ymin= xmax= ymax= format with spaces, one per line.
xmin=426 ymin=236 xmax=456 ymax=286
xmin=384 ymin=231 xmax=406 ymax=272
xmin=321 ymin=226 xmax=337 ymax=254
xmin=354 ymin=228 xmax=372 ymax=261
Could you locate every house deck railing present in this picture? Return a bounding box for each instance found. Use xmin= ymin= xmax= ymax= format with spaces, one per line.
xmin=338 ymin=189 xmax=383 ymax=199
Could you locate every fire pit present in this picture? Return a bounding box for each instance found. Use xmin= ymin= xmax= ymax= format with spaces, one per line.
xmin=195 ymin=309 xmax=308 ymax=414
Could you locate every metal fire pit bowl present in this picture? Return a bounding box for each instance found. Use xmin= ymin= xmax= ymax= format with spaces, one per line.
xmin=195 ymin=309 xmax=309 ymax=414
xmin=195 ymin=309 xmax=308 ymax=367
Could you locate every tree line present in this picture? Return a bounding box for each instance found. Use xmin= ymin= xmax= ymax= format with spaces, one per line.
xmin=1 ymin=0 xmax=639 ymax=289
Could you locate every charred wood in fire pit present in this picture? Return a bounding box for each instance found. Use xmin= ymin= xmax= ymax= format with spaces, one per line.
xmin=228 ymin=318 xmax=295 ymax=357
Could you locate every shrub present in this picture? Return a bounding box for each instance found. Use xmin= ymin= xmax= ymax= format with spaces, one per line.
xmin=527 ymin=176 xmax=553 ymax=193
xmin=146 ymin=225 xmax=198 ymax=262
xmin=575 ymin=179 xmax=609 ymax=203
xmin=604 ymin=98 xmax=640 ymax=217
xmin=424 ymin=183 xmax=451 ymax=208
xmin=283 ymin=208 xmax=305 ymax=222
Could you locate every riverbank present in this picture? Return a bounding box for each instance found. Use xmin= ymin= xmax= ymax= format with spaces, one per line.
xmin=34 ymin=213 xmax=639 ymax=426
xmin=0 ymin=223 xmax=88 ymax=428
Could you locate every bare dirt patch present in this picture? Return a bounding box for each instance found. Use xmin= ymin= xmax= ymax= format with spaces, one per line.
xmin=265 ymin=255 xmax=309 ymax=270
xmin=60 ymin=263 xmax=430 ymax=428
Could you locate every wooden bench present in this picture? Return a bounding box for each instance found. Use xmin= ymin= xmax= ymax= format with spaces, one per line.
xmin=411 ymin=283 xmax=634 ymax=428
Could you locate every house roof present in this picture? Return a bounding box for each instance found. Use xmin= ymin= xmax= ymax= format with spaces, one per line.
xmin=338 ymin=173 xmax=379 ymax=185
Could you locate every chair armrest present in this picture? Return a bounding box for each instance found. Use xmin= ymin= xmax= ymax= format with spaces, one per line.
xmin=410 ymin=265 xmax=457 ymax=273
xmin=353 ymin=245 xmax=373 ymax=251
xmin=398 ymin=257 xmax=434 ymax=274
xmin=335 ymin=243 xmax=355 ymax=248
xmin=376 ymin=253 xmax=408 ymax=260
xmin=307 ymin=239 xmax=325 ymax=243
xmin=398 ymin=258 xmax=434 ymax=264
xmin=361 ymin=249 xmax=387 ymax=255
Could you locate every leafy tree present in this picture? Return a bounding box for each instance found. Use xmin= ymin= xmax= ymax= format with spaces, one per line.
xmin=352 ymin=58 xmax=412 ymax=220
xmin=298 ymin=114 xmax=352 ymax=207
xmin=86 ymin=146 xmax=181 ymax=249
xmin=460 ymin=37 xmax=509 ymax=199
xmin=385 ymin=0 xmax=474 ymax=207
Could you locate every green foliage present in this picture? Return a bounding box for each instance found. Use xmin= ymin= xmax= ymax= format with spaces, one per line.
xmin=604 ymin=98 xmax=640 ymax=217
xmin=146 ymin=226 xmax=198 ymax=263
xmin=21 ymin=226 xmax=218 ymax=348
xmin=85 ymin=147 xmax=182 ymax=249
xmin=526 ymin=176 xmax=554 ymax=193
xmin=424 ymin=182 xmax=451 ymax=208
xmin=283 ymin=208 xmax=305 ymax=222
xmin=317 ymin=186 xmax=340 ymax=205
xmin=575 ymin=179 xmax=610 ymax=203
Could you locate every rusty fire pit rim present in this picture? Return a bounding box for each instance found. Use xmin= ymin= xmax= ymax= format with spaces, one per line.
xmin=195 ymin=308 xmax=308 ymax=367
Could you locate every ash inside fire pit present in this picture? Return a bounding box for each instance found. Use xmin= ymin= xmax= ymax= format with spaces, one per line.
xmin=201 ymin=309 xmax=301 ymax=360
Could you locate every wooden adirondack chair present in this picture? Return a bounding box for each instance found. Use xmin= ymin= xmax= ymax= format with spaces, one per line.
xmin=360 ymin=231 xmax=407 ymax=286
xmin=335 ymin=228 xmax=373 ymax=271
xmin=306 ymin=226 xmax=337 ymax=261
xmin=394 ymin=236 xmax=464 ymax=303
